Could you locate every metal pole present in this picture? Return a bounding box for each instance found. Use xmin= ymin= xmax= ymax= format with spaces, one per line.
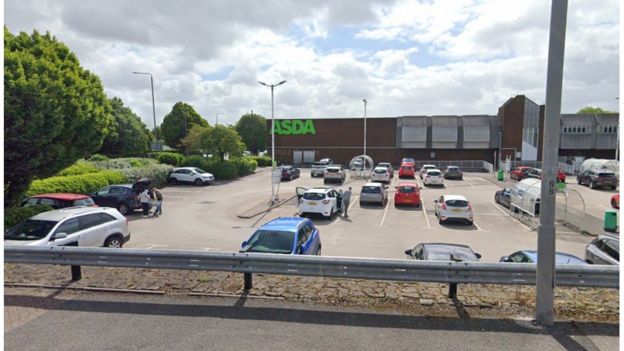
xmin=536 ymin=0 xmax=567 ymax=327
xmin=150 ymin=75 xmax=157 ymax=142
xmin=271 ymin=85 xmax=276 ymax=203
xmin=363 ymin=99 xmax=367 ymax=156
xmin=499 ymin=131 xmax=503 ymax=169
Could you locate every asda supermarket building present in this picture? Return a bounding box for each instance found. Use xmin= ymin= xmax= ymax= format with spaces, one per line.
xmin=266 ymin=95 xmax=619 ymax=167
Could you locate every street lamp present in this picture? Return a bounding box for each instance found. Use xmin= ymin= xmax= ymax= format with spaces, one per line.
xmin=215 ymin=112 xmax=224 ymax=125
xmin=133 ymin=72 xmax=158 ymax=147
xmin=258 ymin=80 xmax=287 ymax=204
xmin=363 ymin=99 xmax=367 ymax=156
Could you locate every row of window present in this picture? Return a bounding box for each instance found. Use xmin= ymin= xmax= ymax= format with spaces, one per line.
xmin=597 ymin=125 xmax=618 ymax=134
xmin=561 ymin=125 xmax=618 ymax=135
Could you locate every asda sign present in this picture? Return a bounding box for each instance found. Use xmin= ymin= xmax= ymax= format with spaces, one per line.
xmin=273 ymin=119 xmax=317 ymax=135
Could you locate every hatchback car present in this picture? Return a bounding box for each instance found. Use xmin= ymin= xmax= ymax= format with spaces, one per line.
xmin=239 ymin=217 xmax=321 ymax=255
xmin=169 ymin=167 xmax=215 ymax=186
xmin=360 ymin=183 xmax=388 ymax=206
xmin=298 ymin=187 xmax=342 ymax=218
xmin=423 ymin=169 xmax=444 ymax=186
xmin=311 ymin=158 xmax=333 ymax=177
xmin=398 ymin=164 xmax=415 ymax=179
xmin=499 ymin=250 xmax=586 ymax=265
xmin=5 ymin=207 xmax=130 ymax=248
xmin=405 ymin=243 xmax=481 ymax=262
xmin=20 ymin=193 xmax=97 ymax=209
xmin=443 ymin=166 xmax=463 ymax=180
xmin=494 ymin=188 xmax=512 ymax=208
xmin=280 ymin=165 xmax=300 ymax=181
xmin=377 ymin=162 xmax=394 ymax=178
xmin=370 ymin=167 xmax=391 ymax=183
xmin=577 ymin=169 xmax=618 ymax=190
xmin=323 ymin=165 xmax=346 ymax=184
xmin=394 ymin=182 xmax=421 ymax=207
xmin=419 ymin=164 xmax=437 ymax=179
xmin=434 ymin=195 xmax=473 ymax=224
xmin=585 ymin=234 xmax=619 ymax=265
xmin=91 ymin=183 xmax=145 ymax=215
xmin=510 ymin=166 xmax=532 ymax=181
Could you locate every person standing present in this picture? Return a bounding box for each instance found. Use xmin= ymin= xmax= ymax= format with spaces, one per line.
xmin=342 ymin=187 xmax=352 ymax=218
xmin=153 ymin=186 xmax=163 ymax=216
xmin=139 ymin=188 xmax=151 ymax=217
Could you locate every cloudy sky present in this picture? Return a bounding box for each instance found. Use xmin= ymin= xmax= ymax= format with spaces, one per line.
xmin=5 ymin=0 xmax=620 ymax=128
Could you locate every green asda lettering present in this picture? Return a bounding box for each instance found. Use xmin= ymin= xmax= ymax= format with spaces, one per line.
xmin=273 ymin=119 xmax=317 ymax=135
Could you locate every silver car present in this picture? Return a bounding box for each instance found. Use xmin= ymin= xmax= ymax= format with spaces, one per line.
xmin=585 ymin=234 xmax=619 ymax=265
xmin=359 ymin=183 xmax=388 ymax=206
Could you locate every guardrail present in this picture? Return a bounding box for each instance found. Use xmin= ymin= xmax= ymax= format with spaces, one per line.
xmin=5 ymin=247 xmax=619 ymax=298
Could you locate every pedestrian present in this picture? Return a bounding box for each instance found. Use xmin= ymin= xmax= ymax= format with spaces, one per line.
xmin=153 ymin=186 xmax=163 ymax=216
xmin=139 ymin=188 xmax=151 ymax=217
xmin=342 ymin=187 xmax=352 ymax=218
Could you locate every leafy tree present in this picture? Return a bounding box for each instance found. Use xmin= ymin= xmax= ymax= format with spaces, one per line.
xmin=180 ymin=123 xmax=211 ymax=154
xmin=235 ymin=113 xmax=267 ymax=154
xmin=98 ymin=97 xmax=151 ymax=157
xmin=161 ymin=102 xmax=208 ymax=149
xmin=577 ymin=106 xmax=616 ymax=114
xmin=4 ymin=27 xmax=112 ymax=206
xmin=201 ymin=125 xmax=246 ymax=161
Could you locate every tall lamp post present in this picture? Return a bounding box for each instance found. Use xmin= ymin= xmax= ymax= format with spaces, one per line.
xmin=133 ymin=72 xmax=158 ymax=148
xmin=258 ymin=80 xmax=287 ymax=204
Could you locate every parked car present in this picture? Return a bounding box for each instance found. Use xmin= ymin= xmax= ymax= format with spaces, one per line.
xmin=443 ymin=166 xmax=463 ymax=180
xmin=434 ymin=195 xmax=473 ymax=225
xmin=585 ymin=234 xmax=619 ymax=265
xmin=527 ymin=168 xmax=542 ymax=179
xmin=370 ymin=166 xmax=391 ymax=183
xmin=401 ymin=158 xmax=415 ymax=165
xmin=20 ymin=193 xmax=97 ymax=209
xmin=298 ymin=187 xmax=342 ymax=218
xmin=577 ymin=169 xmax=618 ymax=190
xmin=351 ymin=158 xmax=365 ymax=170
xmin=423 ymin=169 xmax=444 ymax=186
xmin=360 ymin=183 xmax=388 ymax=206
xmin=377 ymin=162 xmax=394 ymax=177
xmin=90 ymin=179 xmax=151 ymax=215
xmin=394 ymin=182 xmax=421 ymax=207
xmin=494 ymin=188 xmax=512 ymax=208
xmin=280 ymin=165 xmax=300 ymax=181
xmin=405 ymin=243 xmax=481 ymax=262
xmin=239 ymin=217 xmax=321 ymax=255
xmin=611 ymin=194 xmax=620 ymax=209
xmin=510 ymin=166 xmax=532 ymax=181
xmin=499 ymin=250 xmax=586 ymax=265
xmin=311 ymin=158 xmax=333 ymax=177
xmin=398 ymin=164 xmax=415 ymax=179
xmin=419 ymin=164 xmax=437 ymax=179
xmin=169 ymin=167 xmax=215 ymax=186
xmin=323 ymin=165 xmax=346 ymax=184
xmin=5 ymin=207 xmax=130 ymax=248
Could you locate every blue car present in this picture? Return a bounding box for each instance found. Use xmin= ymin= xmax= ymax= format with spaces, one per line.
xmin=499 ymin=250 xmax=587 ymax=265
xmin=240 ymin=217 xmax=321 ymax=255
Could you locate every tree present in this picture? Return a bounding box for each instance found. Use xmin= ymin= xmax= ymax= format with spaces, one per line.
xmin=161 ymin=102 xmax=208 ymax=149
xmin=235 ymin=113 xmax=267 ymax=154
xmin=201 ymin=125 xmax=246 ymax=161
xmin=577 ymin=106 xmax=616 ymax=114
xmin=98 ymin=97 xmax=152 ymax=157
xmin=4 ymin=27 xmax=112 ymax=206
xmin=180 ymin=123 xmax=211 ymax=154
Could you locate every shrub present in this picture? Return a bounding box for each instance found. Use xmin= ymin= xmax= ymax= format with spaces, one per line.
xmin=232 ymin=158 xmax=258 ymax=176
xmin=26 ymin=171 xmax=126 ymax=196
xmin=249 ymin=156 xmax=272 ymax=167
xmin=5 ymin=205 xmax=55 ymax=230
xmin=56 ymin=161 xmax=99 ymax=176
xmin=87 ymin=154 xmax=110 ymax=162
xmin=205 ymin=160 xmax=238 ymax=180
xmin=118 ymin=164 xmax=174 ymax=187
xmin=156 ymin=152 xmax=184 ymax=166
xmin=181 ymin=155 xmax=205 ymax=168
xmin=180 ymin=156 xmax=257 ymax=180
xmin=91 ymin=157 xmax=158 ymax=170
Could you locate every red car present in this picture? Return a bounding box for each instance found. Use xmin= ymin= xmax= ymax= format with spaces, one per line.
xmin=510 ymin=166 xmax=532 ymax=181
xmin=398 ymin=164 xmax=415 ymax=178
xmin=20 ymin=193 xmax=98 ymax=209
xmin=611 ymin=194 xmax=620 ymax=209
xmin=394 ymin=182 xmax=421 ymax=207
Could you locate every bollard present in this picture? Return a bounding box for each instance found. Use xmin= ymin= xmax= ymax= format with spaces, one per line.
xmin=448 ymin=283 xmax=458 ymax=298
xmin=244 ymin=272 xmax=253 ymax=290
xmin=71 ymin=265 xmax=82 ymax=281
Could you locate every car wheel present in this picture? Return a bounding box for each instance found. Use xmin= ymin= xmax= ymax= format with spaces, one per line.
xmin=577 ymin=178 xmax=582 ymax=185
xmin=316 ymin=245 xmax=322 ymax=256
xmin=170 ymin=178 xmax=178 ymax=185
xmin=195 ymin=178 xmax=203 ymax=186
xmin=104 ymin=235 xmax=124 ymax=248
xmin=438 ymin=218 xmax=444 ymax=224
xmin=117 ymin=203 xmax=129 ymax=215
xmin=359 ymin=201 xmax=364 ymax=206
xmin=495 ymin=195 xmax=499 ymax=204
xmin=590 ymin=181 xmax=596 ymax=189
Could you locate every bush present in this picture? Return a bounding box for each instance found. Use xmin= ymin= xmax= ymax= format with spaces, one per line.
xmin=249 ymin=156 xmax=272 ymax=167
xmin=181 ymin=155 xmax=205 ymax=168
xmin=205 ymin=160 xmax=238 ymax=180
xmin=118 ymin=164 xmax=174 ymax=188
xmin=180 ymin=156 xmax=257 ymax=180
xmin=232 ymin=158 xmax=258 ymax=176
xmin=56 ymin=161 xmax=99 ymax=176
xmin=87 ymin=154 xmax=110 ymax=162
xmin=156 ymin=152 xmax=184 ymax=166
xmin=5 ymin=205 xmax=55 ymax=230
xmin=91 ymin=157 xmax=158 ymax=170
xmin=26 ymin=171 xmax=126 ymax=196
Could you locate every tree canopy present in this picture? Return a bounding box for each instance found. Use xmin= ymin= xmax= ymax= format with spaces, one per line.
xmin=161 ymin=102 xmax=208 ymax=149
xmin=576 ymin=106 xmax=617 ymax=114
xmin=98 ymin=97 xmax=152 ymax=157
xmin=4 ymin=27 xmax=112 ymax=206
xmin=235 ymin=113 xmax=267 ymax=155
xmin=180 ymin=123 xmax=211 ymax=155
xmin=201 ymin=125 xmax=246 ymax=161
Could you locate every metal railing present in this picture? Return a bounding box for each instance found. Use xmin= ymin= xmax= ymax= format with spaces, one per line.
xmin=5 ymin=247 xmax=619 ymax=298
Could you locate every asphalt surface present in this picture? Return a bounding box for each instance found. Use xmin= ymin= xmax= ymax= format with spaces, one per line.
xmin=4 ymin=288 xmax=620 ymax=351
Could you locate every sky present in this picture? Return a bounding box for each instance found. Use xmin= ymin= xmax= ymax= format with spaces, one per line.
xmin=5 ymin=0 xmax=620 ymax=129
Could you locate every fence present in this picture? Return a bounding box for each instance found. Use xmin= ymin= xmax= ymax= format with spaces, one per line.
xmin=411 ymin=160 xmax=492 ymax=172
xmin=555 ymin=189 xmax=606 ymax=235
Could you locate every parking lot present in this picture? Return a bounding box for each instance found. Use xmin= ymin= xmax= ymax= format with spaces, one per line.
xmin=124 ymin=167 xmax=616 ymax=262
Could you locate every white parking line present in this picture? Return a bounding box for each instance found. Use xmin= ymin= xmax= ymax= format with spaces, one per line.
xmin=421 ymin=200 xmax=431 ymax=229
xmin=489 ymin=200 xmax=509 ymax=215
xmin=348 ymin=195 xmax=360 ymax=215
xmin=464 ymin=177 xmax=476 ymax=189
xmin=473 ymin=221 xmax=483 ymax=231
xmin=144 ymin=244 xmax=168 ymax=250
xmin=380 ymin=199 xmax=390 ymax=226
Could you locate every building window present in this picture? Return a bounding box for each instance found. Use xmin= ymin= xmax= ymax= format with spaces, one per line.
xmin=562 ymin=126 xmax=591 ymax=134
xmin=597 ymin=125 xmax=618 ymax=134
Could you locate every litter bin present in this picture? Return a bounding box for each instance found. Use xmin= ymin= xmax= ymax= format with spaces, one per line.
xmin=497 ymin=170 xmax=504 ymax=181
xmin=604 ymin=209 xmax=618 ymax=232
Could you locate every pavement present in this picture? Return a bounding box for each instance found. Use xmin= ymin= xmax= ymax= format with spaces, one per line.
xmin=4 ymin=287 xmax=619 ymax=351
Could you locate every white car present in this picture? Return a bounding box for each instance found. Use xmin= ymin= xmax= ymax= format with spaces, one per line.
xmin=298 ymin=187 xmax=341 ymax=218
xmin=323 ymin=165 xmax=346 ymax=184
xmin=4 ymin=207 xmax=131 ymax=248
xmin=423 ymin=169 xmax=444 ymax=186
xmin=420 ymin=164 xmax=437 ymax=178
xmin=170 ymin=167 xmax=215 ymax=185
xmin=370 ymin=167 xmax=391 ymax=183
xmin=434 ymin=195 xmax=474 ymax=225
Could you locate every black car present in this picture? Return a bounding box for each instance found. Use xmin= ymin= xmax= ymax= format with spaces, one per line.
xmin=281 ymin=165 xmax=300 ymax=181
xmin=443 ymin=166 xmax=463 ymax=180
xmin=90 ymin=179 xmax=152 ymax=215
xmin=577 ymin=169 xmax=618 ymax=190
xmin=494 ymin=188 xmax=512 ymax=208
xmin=405 ymin=243 xmax=481 ymax=262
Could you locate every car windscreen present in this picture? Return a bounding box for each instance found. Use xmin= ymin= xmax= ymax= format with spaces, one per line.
xmin=378 ymin=163 xmax=390 ymax=167
xmin=5 ymin=220 xmax=57 ymax=241
xmin=427 ymin=247 xmax=476 ymax=262
xmin=402 ymin=158 xmax=414 ymax=163
xmin=73 ymin=198 xmax=95 ymax=206
xmin=326 ymin=168 xmax=339 ymax=173
xmin=447 ymin=167 xmax=459 ymax=172
xmin=373 ymin=169 xmax=387 ymax=174
xmin=362 ymin=186 xmax=381 ymax=193
xmin=426 ymin=171 xmax=442 ymax=176
xmin=242 ymin=230 xmax=294 ymax=253
xmin=598 ymin=172 xmax=616 ymax=177
xmin=399 ymin=186 xmax=416 ymax=193
xmin=193 ymin=168 xmax=207 ymax=174
xmin=303 ymin=192 xmax=326 ymax=200
xmin=445 ymin=199 xmax=469 ymax=207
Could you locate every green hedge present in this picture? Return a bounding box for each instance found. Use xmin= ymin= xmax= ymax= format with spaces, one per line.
xmin=87 ymin=154 xmax=110 ymax=162
xmin=5 ymin=205 xmax=55 ymax=230
xmin=180 ymin=157 xmax=256 ymax=180
xmin=91 ymin=157 xmax=158 ymax=170
xmin=118 ymin=164 xmax=174 ymax=187
xmin=26 ymin=171 xmax=126 ymax=196
xmin=232 ymin=158 xmax=258 ymax=176
xmin=249 ymin=156 xmax=272 ymax=167
xmin=181 ymin=155 xmax=204 ymax=168
xmin=155 ymin=152 xmax=184 ymax=166
xmin=56 ymin=161 xmax=99 ymax=176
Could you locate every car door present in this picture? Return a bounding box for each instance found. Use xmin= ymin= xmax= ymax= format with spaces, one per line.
xmin=296 ymin=186 xmax=308 ymax=201
xmin=78 ymin=213 xmax=110 ymax=247
xmin=296 ymin=226 xmax=311 ymax=254
xmin=327 ymin=190 xmax=337 ymax=212
xmin=92 ymin=186 xmax=112 ymax=207
xmin=49 ymin=218 xmax=82 ymax=246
